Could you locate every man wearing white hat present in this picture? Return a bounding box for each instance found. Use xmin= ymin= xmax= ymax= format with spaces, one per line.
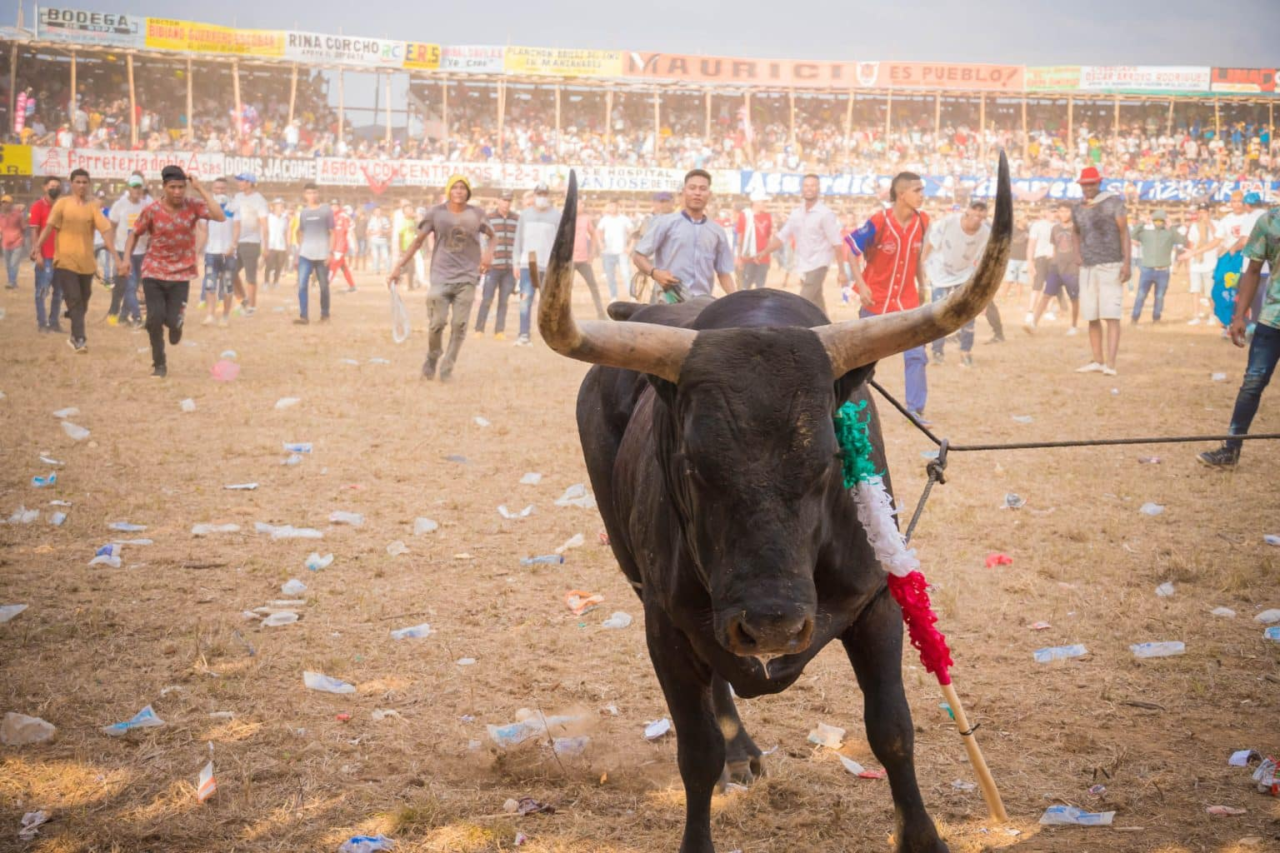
xmin=736 ymin=190 xmax=773 ymax=290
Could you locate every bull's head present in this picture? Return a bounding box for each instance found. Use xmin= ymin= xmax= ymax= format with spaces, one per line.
xmin=540 ymin=156 xmax=1012 ymax=658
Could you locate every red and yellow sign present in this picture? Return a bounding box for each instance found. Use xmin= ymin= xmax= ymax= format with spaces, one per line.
xmin=145 ymin=18 xmax=284 ymax=57
xmin=403 ymin=42 xmax=441 ymax=71
xmin=858 ymin=62 xmax=1025 ymax=91
xmin=1211 ymin=67 xmax=1277 ymax=94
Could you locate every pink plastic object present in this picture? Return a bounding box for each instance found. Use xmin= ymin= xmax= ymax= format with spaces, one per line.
xmin=211 ymin=360 xmax=241 ymax=382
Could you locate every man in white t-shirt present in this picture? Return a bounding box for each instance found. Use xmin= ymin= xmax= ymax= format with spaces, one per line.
xmin=1178 ymin=202 xmax=1224 ymax=325
xmin=595 ymin=201 xmax=633 ymax=300
xmin=107 ymin=175 xmax=150 ymax=327
xmin=922 ymin=200 xmax=990 ymax=367
xmin=196 ymin=177 xmax=238 ymax=327
xmin=1025 ymin=204 xmax=1061 ymax=320
xmin=264 ymin=198 xmax=290 ymax=286
xmin=228 ymin=173 xmax=268 ymax=314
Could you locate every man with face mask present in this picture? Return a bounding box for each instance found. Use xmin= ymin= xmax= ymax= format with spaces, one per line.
xmin=512 ymin=182 xmax=563 ymax=345
xmin=106 ymin=174 xmax=150 ymax=327
xmin=27 ymin=176 xmax=64 ymax=332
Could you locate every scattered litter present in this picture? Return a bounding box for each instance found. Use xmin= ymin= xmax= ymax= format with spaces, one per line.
xmin=329 ymin=511 xmax=364 ymax=526
xmin=1131 ymin=641 xmax=1185 ymax=658
xmin=61 ymin=421 xmax=90 ymax=441
xmin=445 ymin=454 xmax=467 ymax=463
xmin=281 ymin=579 xmax=307 ymax=596
xmin=951 ymin=779 xmax=977 ymax=791
xmin=1038 ymin=805 xmax=1115 ymax=826
xmin=339 ymin=358 xmax=360 ymax=366
xmin=1230 ymin=750 xmax=1260 ymax=767
xmin=1029 ymin=621 xmax=1051 ymax=631
xmin=191 ymin=523 xmax=240 ymax=536
xmin=921 ymin=449 xmax=939 ymax=460
xmin=208 ymin=711 xmax=235 ymax=720
xmin=514 ymin=797 xmax=555 ymax=816
xmin=473 ymin=416 xmax=491 ymax=427
xmin=1011 ymin=415 xmax=1034 ymax=424
xmin=839 ymin=756 xmax=866 ymax=775
xmin=554 ymin=484 xmax=597 ymax=509
xmin=1211 ymin=607 xmax=1237 ymax=618
xmin=1002 ymin=492 xmax=1025 ymax=510
xmin=52 ymin=407 xmax=80 ymax=419
xmin=1033 ymin=644 xmax=1088 ymax=663
xmin=89 ymin=544 xmax=122 ymax=568
xmin=101 ymin=705 xmax=165 ymax=736
xmin=0 ymin=604 xmax=29 ymax=623
xmin=283 ymin=442 xmax=313 ymax=454
xmin=939 ymin=702 xmax=954 ymax=720
xmin=275 ymin=397 xmax=301 ymax=410
xmin=807 ymin=722 xmax=846 ymax=749
xmin=6 ymin=506 xmax=38 ymax=524
xmin=31 ymin=474 xmax=56 ymax=487
xmin=1211 ymin=372 xmax=1227 ymax=382
xmin=1252 ymin=757 xmax=1278 ymax=794
xmin=456 ymin=657 xmax=476 ymax=666
xmin=1088 ymin=784 xmax=1107 ymax=796
xmin=601 ymin=611 xmax=633 ymax=629
xmin=553 ymin=736 xmax=590 ymax=757
xmin=1265 ymin=534 xmax=1280 ymax=546
xmin=195 ymin=757 xmax=217 ymax=803
xmin=210 ymin=360 xmax=240 ymax=381
xmin=305 ymin=553 xmax=334 ymax=571
xmin=338 ymin=835 xmax=395 ymax=853
xmin=555 ymin=533 xmax=585 ymax=554
xmin=1207 ymin=806 xmax=1247 ymax=816
xmin=219 ymin=350 xmax=237 ymax=359
xmin=413 ymin=517 xmax=438 ymax=535
xmin=565 ymin=590 xmax=604 ymax=616
xmin=1 ymin=712 xmax=56 ymax=745
xmin=386 ymin=540 xmax=409 ymax=557
xmin=39 ymin=455 xmax=63 ymax=466
xmin=303 ymin=671 xmax=356 ymax=694
xmin=49 ymin=500 xmax=71 ymax=507
xmin=109 ymin=522 xmax=146 ymax=532
xmin=488 ymin=710 xmax=582 ymax=748
xmin=1254 ymin=610 xmax=1280 ymax=624
xmin=224 ymin=482 xmax=258 ymax=491
xmin=390 ymin=623 xmax=432 ymax=640
xmin=1264 ymin=627 xmax=1280 ymax=642
xmin=114 ymin=537 xmax=152 ymax=546
xmin=984 ymin=553 xmax=1012 ymax=569
xmin=1138 ymin=456 xmax=1161 ymax=464
xmin=1155 ymin=582 xmax=1175 ymax=597
xmin=254 ymin=522 xmax=323 ymax=540
xmin=1139 ymin=502 xmax=1165 ymax=516
xmin=46 ymin=511 xmax=65 ymax=526
xmin=367 ymin=357 xmax=390 ymax=365
xmin=282 ymin=454 xmax=304 ymax=466
xmin=18 ymin=811 xmax=49 ymax=841
xmin=335 ymin=713 xmax=351 ymax=723
xmin=262 ymin=612 xmax=299 ymax=627
xmin=521 ymin=555 xmax=564 ymax=566
xmin=371 ymin=709 xmax=402 ymax=722
xmin=644 ymin=718 xmax=672 ymax=740
xmin=498 ymin=504 xmax=534 ymax=520
xmin=520 ymin=472 xmax=543 ymax=485
xmin=180 ymin=398 xmax=196 ymax=413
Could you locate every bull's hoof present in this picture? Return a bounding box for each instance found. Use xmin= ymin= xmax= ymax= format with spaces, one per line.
xmin=896 ymin=827 xmax=948 ymax=853
xmin=720 ymin=753 xmax=765 ymax=789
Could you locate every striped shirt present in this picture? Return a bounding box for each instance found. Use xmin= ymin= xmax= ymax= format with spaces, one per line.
xmin=487 ymin=210 xmax=519 ymax=271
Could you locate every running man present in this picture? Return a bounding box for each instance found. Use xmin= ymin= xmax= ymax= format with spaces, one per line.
xmin=106 ymin=174 xmax=149 ymax=327
xmin=229 ymin=173 xmax=268 ymax=314
xmin=631 ymin=170 xmax=736 ymax=304
xmin=845 ymin=171 xmax=931 ymax=425
xmin=328 ymin=201 xmax=356 ymax=292
xmin=124 ymin=166 xmax=224 ymax=376
xmin=294 ymin=183 xmax=335 ymax=325
xmin=389 ymin=174 xmax=493 ymax=381
xmin=196 ymin=177 xmax=237 ymax=327
xmin=754 ymin=174 xmax=847 ymax=314
xmin=29 ymin=169 xmax=121 ymax=353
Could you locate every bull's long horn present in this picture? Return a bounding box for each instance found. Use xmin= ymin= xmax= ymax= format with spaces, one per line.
xmin=816 ymin=150 xmax=1013 ymax=377
xmin=538 ymin=170 xmax=695 ymax=382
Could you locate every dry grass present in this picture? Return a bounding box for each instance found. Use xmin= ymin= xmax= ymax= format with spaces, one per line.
xmin=0 ymin=265 xmax=1277 ymax=853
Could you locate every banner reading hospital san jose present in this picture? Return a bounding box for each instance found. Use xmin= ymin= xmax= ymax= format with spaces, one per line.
xmin=284 ymin=32 xmax=404 ymax=69
xmin=36 ymin=7 xmax=144 ymax=48
xmin=144 ymin=18 xmax=283 ymax=57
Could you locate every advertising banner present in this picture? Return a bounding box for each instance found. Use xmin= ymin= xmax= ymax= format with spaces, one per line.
xmin=624 ymin=52 xmax=862 ymax=88
xmin=403 ymin=42 xmax=441 ymax=71
xmin=0 ymin=145 xmax=33 ymax=176
xmin=437 ymin=45 xmax=506 ymax=74
xmin=1078 ymin=66 xmax=1211 ymax=94
xmin=1025 ymin=66 xmax=1083 ymax=92
xmin=221 ymin=156 xmax=316 ymax=184
xmin=505 ymin=46 xmax=623 ymax=78
xmin=36 ymin=7 xmax=144 ymax=48
xmin=32 ymin=148 xmax=226 ymax=180
xmin=1210 ymin=67 xmax=1277 ymax=94
xmin=283 ymin=31 xmax=405 ymax=69
xmin=144 ymin=18 xmax=283 ymax=57
xmin=856 ymin=62 xmax=1025 ymax=91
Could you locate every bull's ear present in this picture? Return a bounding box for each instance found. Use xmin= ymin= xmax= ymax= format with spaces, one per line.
xmin=833 ymin=364 xmax=876 ymax=408
xmin=648 ymin=374 xmax=679 ymax=410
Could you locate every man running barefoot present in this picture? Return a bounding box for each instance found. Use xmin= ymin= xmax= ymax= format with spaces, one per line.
xmin=124 ymin=166 xmax=225 ymax=378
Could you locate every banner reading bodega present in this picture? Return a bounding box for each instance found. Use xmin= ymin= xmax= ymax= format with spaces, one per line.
xmin=37 ymin=7 xmax=144 ymax=48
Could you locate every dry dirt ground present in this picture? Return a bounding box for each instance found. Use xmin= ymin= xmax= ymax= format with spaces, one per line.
xmin=0 ymin=263 xmax=1277 ymax=853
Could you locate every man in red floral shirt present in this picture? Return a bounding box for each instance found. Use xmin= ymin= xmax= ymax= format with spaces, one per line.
xmin=124 ymin=165 xmax=226 ymax=378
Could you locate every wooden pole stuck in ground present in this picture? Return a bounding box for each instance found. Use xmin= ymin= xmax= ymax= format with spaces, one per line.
xmin=940 ymin=681 xmax=1008 ymax=822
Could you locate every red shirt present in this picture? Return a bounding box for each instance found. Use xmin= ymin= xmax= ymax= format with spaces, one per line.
xmin=28 ymin=197 xmax=56 ymax=259
xmin=735 ymin=210 xmax=773 ymax=264
xmin=133 ymin=198 xmax=211 ymax=281
xmin=0 ymin=208 xmax=25 ymax=250
xmin=845 ymin=209 xmax=929 ymax=315
xmin=332 ymin=210 xmax=351 ymax=254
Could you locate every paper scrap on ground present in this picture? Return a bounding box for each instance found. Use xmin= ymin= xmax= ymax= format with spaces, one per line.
xmin=101 ymin=705 xmax=165 ymax=736
xmin=564 ymin=590 xmax=604 ymax=616
xmin=555 ymin=533 xmax=585 ymax=554
xmin=390 ymin=623 xmax=432 ymax=640
xmin=413 ymin=517 xmax=439 ymax=535
xmin=275 ymin=397 xmax=301 ymax=410
xmin=520 ymin=472 xmax=543 ymax=485
xmin=498 ymin=505 xmax=534 ymax=520
xmin=601 ymin=611 xmax=632 ymax=629
xmin=1039 ymin=805 xmax=1115 ymax=826
xmin=52 ymin=407 xmax=80 ymax=419
xmin=0 ymin=604 xmax=29 ymax=623
xmin=329 ymin=511 xmax=364 ymax=526
xmin=192 ymin=523 xmax=241 ymax=536
xmin=61 ymin=421 xmax=90 ymax=441
xmin=303 ymin=671 xmax=356 ymax=694
xmin=474 ymin=416 xmax=491 ymax=427
xmin=554 ymin=484 xmax=597 ymax=509
xmin=281 ymin=579 xmax=307 ymax=596
xmin=644 ymin=718 xmax=672 ymax=740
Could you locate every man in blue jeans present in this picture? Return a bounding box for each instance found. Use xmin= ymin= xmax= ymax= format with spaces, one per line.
xmin=196 ymin=177 xmax=237 ymax=326
xmin=513 ymin=182 xmax=562 ymax=346
xmin=1198 ymin=208 xmax=1280 ymax=468
xmin=922 ymin=201 xmax=990 ymax=367
xmin=27 ymin=176 xmax=63 ymax=332
xmin=294 ymin=182 xmax=334 ymax=325
xmin=1130 ymin=209 xmax=1185 ymax=325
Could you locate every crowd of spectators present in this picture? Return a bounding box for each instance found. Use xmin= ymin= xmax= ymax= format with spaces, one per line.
xmin=2 ymin=53 xmax=1278 ymax=185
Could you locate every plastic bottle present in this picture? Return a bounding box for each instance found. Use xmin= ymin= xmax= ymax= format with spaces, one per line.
xmin=1033 ymin=644 xmax=1088 ymax=663
xmin=262 ymin=612 xmax=299 ymax=627
xmin=521 ymin=555 xmax=565 ymax=566
xmin=1130 ymin=641 xmax=1185 ymax=658
xmin=390 ymin=623 xmax=432 ymax=640
xmin=328 ymin=511 xmax=364 ymax=526
xmin=282 ymin=442 xmax=313 ymax=454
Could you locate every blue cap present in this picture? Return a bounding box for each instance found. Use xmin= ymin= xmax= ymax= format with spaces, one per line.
xmin=653 ymin=191 xmax=673 ymax=202
xmin=235 ymin=173 xmax=256 ymax=184
xmin=1244 ymin=191 xmax=1263 ymax=206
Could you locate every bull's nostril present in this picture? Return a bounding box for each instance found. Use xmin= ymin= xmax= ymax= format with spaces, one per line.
xmin=729 ymin=617 xmax=758 ymax=650
xmin=792 ymin=617 xmax=815 ymax=648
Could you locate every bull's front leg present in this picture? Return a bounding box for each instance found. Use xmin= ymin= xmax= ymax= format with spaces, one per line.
xmin=645 ymin=600 xmax=724 ymax=853
xmin=841 ymin=588 xmax=947 ymax=853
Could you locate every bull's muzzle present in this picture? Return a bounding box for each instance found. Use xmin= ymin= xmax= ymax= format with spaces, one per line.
xmin=721 ymin=607 xmax=815 ymax=657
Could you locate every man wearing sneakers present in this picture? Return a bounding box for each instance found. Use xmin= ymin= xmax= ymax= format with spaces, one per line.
xmin=1026 ymin=201 xmax=1081 ymax=334
xmin=29 ymin=169 xmax=121 ymax=353
xmin=1025 ymin=204 xmax=1061 ymax=323
xmin=229 ymin=173 xmax=268 ymax=314
xmin=1129 ymin=209 xmax=1185 ymax=325
xmin=1198 ymin=208 xmax=1280 ymax=468
xmin=389 ymin=175 xmax=493 ymax=380
xmin=513 ymin=182 xmax=562 ymax=346
xmin=294 ymin=183 xmax=334 ymax=325
xmin=28 ymin=176 xmax=64 ymax=333
xmin=106 ymin=174 xmax=148 ymax=327
xmin=123 ymin=165 xmax=225 ymax=377
xmin=196 ymin=177 xmax=237 ymax=327
xmin=1071 ymin=166 xmax=1131 ymax=377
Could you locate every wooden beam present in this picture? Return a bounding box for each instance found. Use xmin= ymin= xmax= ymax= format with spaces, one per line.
xmin=1113 ymin=95 xmax=1120 ymax=146
xmin=845 ymin=88 xmax=855 ymax=141
xmin=186 ymin=58 xmax=193 ymax=143
xmin=934 ymin=92 xmax=941 ymax=142
xmin=1166 ymin=97 xmax=1174 ymax=136
xmin=604 ymin=85 xmax=613 ymax=148
xmin=704 ymin=88 xmax=711 ymax=140
xmin=7 ymin=44 xmax=16 ymax=133
xmin=126 ymin=53 xmax=137 ymax=148
xmin=1021 ymin=93 xmax=1028 ymax=151
xmin=288 ymin=64 xmax=297 ymax=126
xmin=385 ymin=71 xmax=392 ymax=144
xmin=231 ymin=59 xmax=242 ymax=141
xmin=554 ymin=83 xmax=562 ymax=159
xmin=496 ymin=80 xmax=506 ymax=160
xmin=885 ymin=88 xmax=892 ymax=137
xmin=441 ymin=78 xmax=449 ymax=157
xmin=979 ymin=93 xmax=986 ymax=161
xmin=1214 ymin=96 xmax=1221 ymax=139
xmin=788 ymin=88 xmax=796 ymax=145
xmin=1067 ymin=95 xmax=1073 ymax=150
xmin=69 ymin=49 xmax=76 ymax=127
xmin=652 ymin=88 xmax=660 ymax=163
xmin=337 ymin=69 xmax=344 ymax=141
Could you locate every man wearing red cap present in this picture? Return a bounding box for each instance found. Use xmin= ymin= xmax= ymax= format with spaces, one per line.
xmin=1071 ymin=166 xmax=1130 ymax=376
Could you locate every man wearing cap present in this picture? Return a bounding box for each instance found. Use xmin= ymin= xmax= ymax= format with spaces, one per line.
xmin=736 ymin=191 xmax=773 ymax=290
xmin=755 ymin=174 xmax=847 ymax=313
xmin=632 ymin=169 xmax=737 ymax=306
xmin=106 ymin=174 xmax=150 ymax=327
xmin=229 ymin=173 xmax=268 ymax=315
xmin=595 ymin=200 xmax=633 ymax=300
xmin=1129 ymin=209 xmax=1186 ymax=325
xmin=512 ymin=182 xmax=563 ymax=346
xmin=264 ymin=198 xmax=290 ymax=286
xmin=1071 ymin=166 xmax=1131 ymax=376
xmin=389 ymin=174 xmax=493 ymax=381
xmin=0 ymin=194 xmax=25 ymax=290
xmin=474 ymin=189 xmax=519 ymax=339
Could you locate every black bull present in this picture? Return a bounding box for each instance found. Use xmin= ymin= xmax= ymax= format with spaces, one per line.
xmin=538 ymin=158 xmax=1012 ymax=853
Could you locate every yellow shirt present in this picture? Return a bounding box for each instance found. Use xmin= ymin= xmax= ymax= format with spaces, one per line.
xmin=48 ymin=196 xmax=112 ymax=274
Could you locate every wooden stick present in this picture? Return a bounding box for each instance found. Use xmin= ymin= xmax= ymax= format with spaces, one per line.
xmin=939 ymin=680 xmax=1008 ymax=822
xmin=288 ymin=63 xmax=297 ymax=126
xmin=126 ymin=53 xmax=137 ymax=148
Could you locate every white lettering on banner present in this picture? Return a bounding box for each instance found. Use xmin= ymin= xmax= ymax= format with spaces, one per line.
xmin=284 ymin=31 xmax=405 ymax=68
xmin=438 ymin=45 xmax=506 ymax=73
xmin=1078 ymin=66 xmax=1211 ymax=93
xmin=222 ymin=156 xmax=317 ymax=183
xmin=33 ymin=148 xmax=225 ymax=181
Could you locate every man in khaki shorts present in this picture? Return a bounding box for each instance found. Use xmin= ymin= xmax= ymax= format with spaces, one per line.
xmin=1071 ymin=166 xmax=1131 ymax=376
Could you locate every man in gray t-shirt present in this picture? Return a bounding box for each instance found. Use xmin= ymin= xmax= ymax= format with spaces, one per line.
xmin=389 ymin=175 xmax=493 ymax=381
xmin=294 ymin=182 xmax=334 ymax=325
xmin=1070 ymin=167 xmax=1131 ymax=376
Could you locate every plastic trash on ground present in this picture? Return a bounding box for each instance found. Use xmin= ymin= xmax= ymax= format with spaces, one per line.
xmin=521 ymin=555 xmax=564 ymax=566
xmin=1211 ymin=607 xmax=1237 ymax=618
xmin=283 ymin=442 xmax=313 ymax=454
xmin=1002 ymin=492 xmax=1025 ymax=510
xmin=1029 ymin=621 xmax=1051 ymax=630
xmin=339 ymin=835 xmax=395 ymax=853
xmin=1155 ymin=582 xmax=1175 ymax=597
xmin=1131 ymin=641 xmax=1185 ymax=658
xmin=6 ymin=506 xmax=39 ymax=524
xmin=413 ymin=517 xmax=439 ymax=535
xmin=262 ymin=612 xmax=299 ymax=627
xmin=1206 ymin=805 xmax=1247 ymax=816
xmin=368 ymin=357 xmax=390 ymax=365
xmin=89 ymin=544 xmax=122 ymax=568
xmin=225 ymin=482 xmax=258 ymax=491
xmin=1139 ymin=502 xmax=1165 ymax=516
xmin=1038 ymin=805 xmax=1115 ymax=826
xmin=984 ymin=553 xmax=1012 ymax=568
xmin=553 ymin=736 xmax=590 ymax=757
xmin=601 ymin=612 xmax=633 ymax=629
xmin=39 ymin=455 xmax=64 ymax=466
xmin=488 ymin=710 xmax=582 ymax=748
xmin=807 ymin=722 xmax=845 ymax=749
xmin=61 ymin=421 xmax=90 ymax=441
xmin=1254 ymin=609 xmax=1280 ymax=624
xmin=1 ymin=712 xmax=57 ymax=745
xmin=1264 ymin=627 xmax=1280 ymax=642
xmin=282 ymin=454 xmax=304 ymax=466
xmin=197 ymin=759 xmax=217 ymax=803
xmin=554 ymin=484 xmax=597 ymax=509
xmin=1252 ymin=757 xmax=1278 ymax=794
xmin=102 ymin=705 xmax=165 ymax=736
xmin=498 ymin=505 xmax=534 ymax=520
xmin=389 ymin=281 xmax=411 ymax=345
xmin=303 ymin=671 xmax=356 ymax=694
xmin=255 ymin=522 xmax=323 ymax=540
xmin=390 ymin=623 xmax=432 ymax=640
xmin=1265 ymin=534 xmax=1280 ymax=547
xmin=1011 ymin=415 xmax=1034 ymax=424
xmin=644 ymin=718 xmax=673 ymax=740
xmin=520 ymin=472 xmax=543 ymax=485
xmin=386 ymin=540 xmax=408 ymax=556
xmin=31 ymin=474 xmax=56 ymax=487
xmin=839 ymin=756 xmax=867 ymax=776
xmin=1211 ymin=372 xmax=1228 ymax=382
xmin=52 ymin=407 xmax=80 ymax=419
xmin=473 ymin=416 xmax=491 ymax=427
xmin=109 ymin=522 xmax=146 ymax=532
xmin=0 ymin=604 xmax=28 ymax=623
xmin=192 ymin=523 xmax=241 ymax=536
xmin=1033 ymin=644 xmax=1088 ymax=663
xmin=281 ymin=579 xmax=307 ymax=596
xmin=564 ymin=590 xmax=604 ymax=616
xmin=275 ymin=397 xmax=301 ymax=410
xmin=555 ymin=533 xmax=585 ymax=554
xmin=1230 ymin=749 xmax=1260 ymax=767
xmin=329 ymin=511 xmax=364 ymax=526
xmin=18 ymin=811 xmax=49 ymax=841
xmin=305 ymin=553 xmax=334 ymax=571
xmin=180 ymin=398 xmax=196 ymax=413
xmin=210 ymin=359 xmax=240 ymax=381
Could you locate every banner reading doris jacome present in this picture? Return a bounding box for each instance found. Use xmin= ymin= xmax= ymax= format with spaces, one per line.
xmin=505 ymin=47 xmax=623 ymax=78
xmin=144 ymin=18 xmax=284 ymax=57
